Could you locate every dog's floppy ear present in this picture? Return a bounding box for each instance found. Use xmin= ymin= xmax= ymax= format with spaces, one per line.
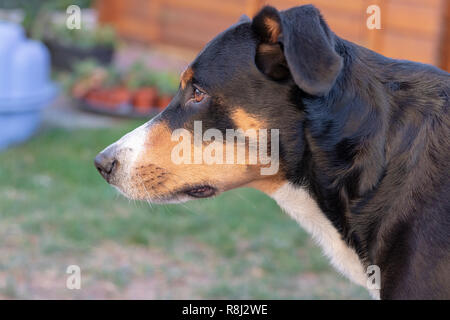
xmin=252 ymin=5 xmax=343 ymax=96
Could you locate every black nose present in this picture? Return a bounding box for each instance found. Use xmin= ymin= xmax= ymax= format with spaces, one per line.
xmin=94 ymin=149 xmax=118 ymax=182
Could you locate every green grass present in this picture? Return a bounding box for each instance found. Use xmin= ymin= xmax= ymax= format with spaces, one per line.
xmin=0 ymin=122 xmax=370 ymax=299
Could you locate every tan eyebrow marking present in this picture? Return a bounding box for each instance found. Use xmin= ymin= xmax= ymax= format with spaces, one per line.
xmin=180 ymin=66 xmax=194 ymax=90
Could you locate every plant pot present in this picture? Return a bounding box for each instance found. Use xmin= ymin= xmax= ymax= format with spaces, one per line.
xmin=85 ymin=87 xmax=131 ymax=109
xmin=133 ymin=87 xmax=158 ymax=113
xmin=157 ymin=94 xmax=173 ymax=110
xmin=44 ymin=38 xmax=114 ymax=71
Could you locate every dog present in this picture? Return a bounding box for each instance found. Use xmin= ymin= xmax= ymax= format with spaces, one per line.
xmin=95 ymin=5 xmax=450 ymax=299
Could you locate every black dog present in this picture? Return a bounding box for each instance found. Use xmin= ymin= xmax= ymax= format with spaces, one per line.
xmin=95 ymin=5 xmax=450 ymax=299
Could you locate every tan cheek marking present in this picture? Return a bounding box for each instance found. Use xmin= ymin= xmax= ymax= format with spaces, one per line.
xmin=129 ymin=120 xmax=261 ymax=199
xmin=231 ymin=108 xmax=266 ymax=131
xmin=128 ymin=113 xmax=281 ymax=200
xmin=231 ymin=107 xmax=285 ymax=193
xmin=180 ymin=66 xmax=194 ymax=90
xmin=231 ymin=108 xmax=269 ymax=164
xmin=244 ymin=176 xmax=285 ymax=195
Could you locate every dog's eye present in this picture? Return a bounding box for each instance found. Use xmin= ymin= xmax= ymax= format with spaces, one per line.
xmin=193 ymin=88 xmax=205 ymax=103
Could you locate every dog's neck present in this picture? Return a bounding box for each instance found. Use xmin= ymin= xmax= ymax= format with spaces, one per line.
xmin=270 ymin=183 xmax=366 ymax=284
xmin=290 ymin=39 xmax=390 ymax=260
xmin=269 ymin=182 xmax=380 ymax=299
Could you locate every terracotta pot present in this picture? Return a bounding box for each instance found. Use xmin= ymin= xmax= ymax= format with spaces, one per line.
xmin=133 ymin=87 xmax=158 ymax=113
xmin=85 ymin=87 xmax=130 ymax=109
xmin=71 ymin=69 xmax=108 ymax=98
xmin=109 ymin=87 xmax=131 ymax=104
xmin=157 ymin=94 xmax=173 ymax=110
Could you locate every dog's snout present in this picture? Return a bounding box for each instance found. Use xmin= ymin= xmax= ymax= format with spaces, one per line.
xmin=95 ymin=149 xmax=118 ymax=182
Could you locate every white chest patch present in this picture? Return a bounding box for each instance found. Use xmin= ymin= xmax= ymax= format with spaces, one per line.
xmin=270 ymin=183 xmax=369 ymax=288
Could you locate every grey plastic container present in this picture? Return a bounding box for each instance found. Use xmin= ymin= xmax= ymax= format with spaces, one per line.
xmin=0 ymin=21 xmax=57 ymax=150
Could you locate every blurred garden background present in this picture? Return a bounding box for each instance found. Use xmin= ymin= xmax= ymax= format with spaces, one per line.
xmin=0 ymin=0 xmax=448 ymax=299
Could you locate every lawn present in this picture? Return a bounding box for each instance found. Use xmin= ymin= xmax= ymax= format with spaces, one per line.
xmin=0 ymin=121 xmax=370 ymax=299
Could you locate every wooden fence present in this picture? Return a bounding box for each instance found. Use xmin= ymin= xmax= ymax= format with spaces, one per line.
xmin=97 ymin=0 xmax=450 ymax=71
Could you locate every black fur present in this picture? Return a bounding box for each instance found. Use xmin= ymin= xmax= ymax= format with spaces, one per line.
xmin=158 ymin=5 xmax=450 ymax=299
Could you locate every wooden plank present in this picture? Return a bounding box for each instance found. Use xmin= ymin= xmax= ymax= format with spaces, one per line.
xmin=110 ymin=0 xmax=162 ymax=42
xmin=320 ymin=10 xmax=365 ymax=42
xmin=121 ymin=0 xmax=150 ymax=21
xmin=96 ymin=0 xmax=119 ymax=23
xmin=245 ymin=0 xmax=264 ymax=16
xmin=97 ymin=0 xmax=447 ymax=70
xmin=391 ymin=0 xmax=443 ymax=7
xmin=362 ymin=0 xmax=385 ymax=53
xmin=165 ymin=0 xmax=244 ymax=17
xmin=147 ymin=0 xmax=162 ymax=42
xmin=382 ymin=31 xmax=439 ymax=64
xmin=440 ymin=0 xmax=450 ymax=71
xmin=269 ymin=0 xmax=365 ymax=13
xmin=163 ymin=28 xmax=209 ymax=49
xmin=163 ymin=4 xmax=237 ymax=27
xmin=160 ymin=5 xmax=237 ymax=48
xmin=117 ymin=18 xmax=156 ymax=42
xmin=258 ymin=1 xmax=367 ymax=43
xmin=309 ymin=0 xmax=366 ymax=13
xmin=384 ymin=0 xmax=443 ymax=37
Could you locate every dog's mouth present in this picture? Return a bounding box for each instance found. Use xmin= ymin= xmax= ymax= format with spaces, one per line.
xmin=180 ymin=185 xmax=217 ymax=198
xmin=115 ymin=182 xmax=218 ymax=203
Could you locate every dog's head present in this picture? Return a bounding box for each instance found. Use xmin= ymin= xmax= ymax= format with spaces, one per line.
xmin=94 ymin=5 xmax=343 ymax=203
